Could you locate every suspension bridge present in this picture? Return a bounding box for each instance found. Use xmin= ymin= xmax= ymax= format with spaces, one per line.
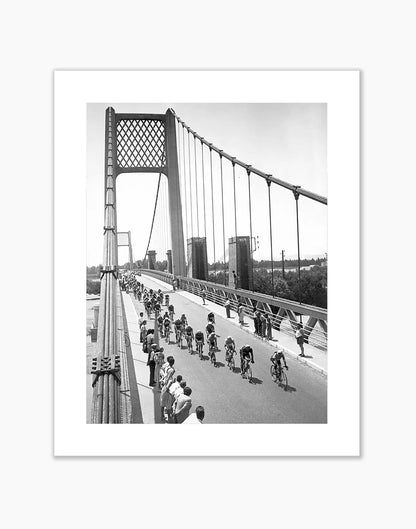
xmin=88 ymin=107 xmax=328 ymax=424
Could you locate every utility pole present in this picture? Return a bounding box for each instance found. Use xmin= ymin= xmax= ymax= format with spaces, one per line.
xmin=281 ymin=249 xmax=285 ymax=279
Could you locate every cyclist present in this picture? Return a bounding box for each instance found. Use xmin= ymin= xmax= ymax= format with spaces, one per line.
xmin=224 ymin=336 xmax=236 ymax=364
xmin=270 ymin=347 xmax=288 ymax=375
xmin=180 ymin=313 xmax=188 ymax=327
xmin=145 ymin=300 xmax=152 ymax=318
xmin=157 ymin=313 xmax=164 ymax=336
xmin=174 ymin=318 xmax=183 ymax=345
xmin=207 ymin=312 xmax=215 ymax=324
xmin=205 ymin=322 xmax=217 ymax=349
xmin=154 ymin=301 xmax=161 ymax=315
xmin=185 ymin=324 xmax=194 ymax=352
xmin=207 ymin=331 xmax=217 ymax=358
xmin=168 ymin=304 xmax=175 ymax=321
xmin=165 ymin=294 xmax=170 ymax=307
xmin=195 ymin=330 xmax=204 ymax=358
xmin=163 ymin=316 xmax=171 ymax=341
xmin=239 ymin=344 xmax=254 ymax=377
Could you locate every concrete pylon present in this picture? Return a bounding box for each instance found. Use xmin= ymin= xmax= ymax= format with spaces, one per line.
xmin=166 ymin=250 xmax=173 ymax=273
xmin=165 ymin=110 xmax=186 ymax=277
xmin=147 ymin=250 xmax=156 ymax=270
xmin=187 ymin=237 xmax=208 ymax=280
xmin=228 ymin=236 xmax=253 ymax=290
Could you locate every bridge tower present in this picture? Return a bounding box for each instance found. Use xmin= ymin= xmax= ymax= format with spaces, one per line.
xmin=228 ymin=236 xmax=253 ymax=290
xmin=147 ymin=250 xmax=157 ymax=270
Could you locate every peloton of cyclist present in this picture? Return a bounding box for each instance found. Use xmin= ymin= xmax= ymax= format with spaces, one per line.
xmin=207 ymin=312 xmax=215 ymax=324
xmin=180 ymin=313 xmax=188 ymax=327
xmin=163 ymin=315 xmax=171 ymax=337
xmin=157 ymin=313 xmax=164 ymax=335
xmin=195 ymin=329 xmax=204 ymax=348
xmin=207 ymin=331 xmax=217 ymax=357
xmin=224 ymin=336 xmax=236 ymax=363
xmin=239 ymin=344 xmax=254 ymax=376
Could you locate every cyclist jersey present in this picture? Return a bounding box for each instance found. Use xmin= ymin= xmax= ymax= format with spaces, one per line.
xmin=207 ymin=332 xmax=216 ymax=344
xmin=225 ymin=339 xmax=235 ymax=349
xmin=157 ymin=316 xmax=163 ymax=323
xmin=195 ymin=332 xmax=204 ymax=341
xmin=207 ymin=313 xmax=215 ymax=321
xmin=180 ymin=316 xmax=187 ymax=323
xmin=206 ymin=323 xmax=214 ymax=334
xmin=240 ymin=346 xmax=253 ymax=358
xmin=185 ymin=326 xmax=193 ymax=335
xmin=174 ymin=319 xmax=182 ymax=328
xmin=271 ymin=351 xmax=285 ymax=363
xmin=168 ymin=305 xmax=174 ymax=312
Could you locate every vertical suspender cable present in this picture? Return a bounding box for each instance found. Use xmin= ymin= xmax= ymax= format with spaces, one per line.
xmin=209 ymin=145 xmax=216 ymax=282
xmin=143 ymin=173 xmax=162 ymax=264
xmin=247 ymin=167 xmax=254 ymax=291
xmin=294 ymin=187 xmax=302 ymax=318
xmin=187 ymin=129 xmax=194 ymax=238
xmin=181 ymin=126 xmax=188 ymax=246
xmin=194 ymin=135 xmax=200 ymax=237
xmin=200 ymin=139 xmax=207 ymax=241
xmin=219 ymin=152 xmax=227 ymax=285
xmin=232 ymin=158 xmax=237 ymax=241
xmin=267 ymin=177 xmax=274 ymax=296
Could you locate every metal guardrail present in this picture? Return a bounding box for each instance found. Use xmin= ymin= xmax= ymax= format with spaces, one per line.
xmin=140 ymin=269 xmax=327 ymax=350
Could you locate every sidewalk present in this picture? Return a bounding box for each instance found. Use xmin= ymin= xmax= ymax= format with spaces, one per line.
xmin=140 ymin=274 xmax=327 ymax=376
xmin=122 ymin=292 xmax=160 ymax=423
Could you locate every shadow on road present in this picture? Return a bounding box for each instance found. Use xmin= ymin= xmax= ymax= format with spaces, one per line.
xmin=215 ymin=361 xmax=225 ymax=368
xmin=249 ymin=377 xmax=263 ymax=385
xmin=284 ymin=384 xmax=297 ymax=393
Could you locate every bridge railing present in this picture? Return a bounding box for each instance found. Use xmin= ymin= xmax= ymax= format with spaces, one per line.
xmin=140 ymin=269 xmax=327 ymax=350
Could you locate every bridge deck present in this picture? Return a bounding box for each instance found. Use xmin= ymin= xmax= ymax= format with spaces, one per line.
xmin=124 ymin=275 xmax=327 ymax=424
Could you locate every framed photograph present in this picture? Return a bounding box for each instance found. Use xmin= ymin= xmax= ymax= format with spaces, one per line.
xmin=54 ymin=70 xmax=359 ymax=456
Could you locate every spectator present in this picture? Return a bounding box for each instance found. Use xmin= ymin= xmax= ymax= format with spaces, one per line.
xmin=201 ymin=289 xmax=206 ymax=305
xmin=260 ymin=313 xmax=267 ymax=338
xmin=160 ymin=357 xmax=175 ymax=421
xmin=174 ymin=386 xmax=192 ymax=423
xmin=238 ymin=304 xmax=245 ymax=326
xmin=296 ymin=323 xmax=305 ymax=357
xmin=266 ymin=313 xmax=273 ymax=340
xmin=168 ymin=374 xmax=183 ymax=396
xmin=183 ymin=405 xmax=205 ymax=424
xmin=253 ymin=309 xmax=260 ymax=334
xmin=154 ymin=348 xmax=165 ymax=389
xmin=140 ymin=320 xmax=147 ymax=343
xmin=147 ymin=344 xmax=157 ymax=386
xmin=145 ymin=329 xmax=154 ymax=354
xmin=224 ymin=299 xmax=231 ymax=318
xmin=232 ymin=270 xmax=239 ymax=289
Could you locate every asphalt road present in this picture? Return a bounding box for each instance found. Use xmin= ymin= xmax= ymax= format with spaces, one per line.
xmin=133 ymin=276 xmax=327 ymax=424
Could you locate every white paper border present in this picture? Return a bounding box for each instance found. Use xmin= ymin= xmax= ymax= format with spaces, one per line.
xmin=54 ymin=70 xmax=359 ymax=456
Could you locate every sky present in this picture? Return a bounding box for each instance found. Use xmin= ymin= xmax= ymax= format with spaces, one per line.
xmin=87 ymin=103 xmax=327 ymax=267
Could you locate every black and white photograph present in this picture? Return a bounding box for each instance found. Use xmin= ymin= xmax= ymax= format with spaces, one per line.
xmin=86 ymin=102 xmax=328 ymax=425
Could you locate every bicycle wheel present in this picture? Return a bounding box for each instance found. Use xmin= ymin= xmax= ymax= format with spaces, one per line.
xmin=270 ymin=365 xmax=278 ymax=382
xmin=279 ymin=370 xmax=288 ymax=390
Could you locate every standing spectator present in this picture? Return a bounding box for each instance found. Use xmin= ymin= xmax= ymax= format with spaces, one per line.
xmin=224 ymin=299 xmax=231 ymax=318
xmin=160 ymin=356 xmax=176 ymax=421
xmin=147 ymin=344 xmax=157 ymax=386
xmin=154 ymin=348 xmax=165 ymax=389
xmin=168 ymin=374 xmax=183 ymax=397
xmin=174 ymin=386 xmax=192 ymax=423
xmin=201 ymin=289 xmax=206 ymax=305
xmin=140 ymin=320 xmax=147 ymax=344
xmin=183 ymin=406 xmax=205 ymax=424
xmin=145 ymin=329 xmax=154 ymax=354
xmin=260 ymin=313 xmax=267 ymax=338
xmin=232 ymin=270 xmax=239 ymax=289
xmin=266 ymin=313 xmax=273 ymax=340
xmin=253 ymin=310 xmax=260 ymax=334
xmin=296 ymin=323 xmax=305 ymax=356
xmin=238 ymin=304 xmax=245 ymax=326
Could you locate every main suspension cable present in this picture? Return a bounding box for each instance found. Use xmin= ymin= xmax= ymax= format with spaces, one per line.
xmin=200 ymin=138 xmax=207 ymax=240
xmin=267 ymin=177 xmax=274 ymax=296
xmin=187 ymin=129 xmax=194 ymax=238
xmin=209 ymin=145 xmax=216 ymax=282
xmin=181 ymin=125 xmax=189 ymax=245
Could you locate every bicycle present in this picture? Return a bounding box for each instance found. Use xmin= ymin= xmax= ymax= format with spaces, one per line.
xmin=164 ymin=328 xmax=170 ymax=344
xmin=196 ymin=340 xmax=204 ymax=360
xmin=241 ymin=358 xmax=252 ymax=382
xmin=209 ymin=343 xmax=217 ymax=366
xmin=186 ymin=335 xmax=193 ymax=354
xmin=270 ymin=363 xmax=288 ymax=390
xmin=225 ymin=347 xmax=235 ymax=371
